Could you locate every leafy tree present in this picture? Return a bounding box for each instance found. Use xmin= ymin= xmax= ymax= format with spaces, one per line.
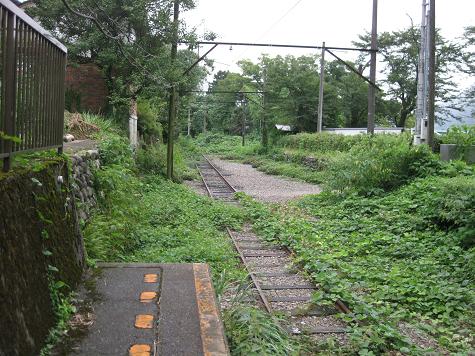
xmin=354 ymin=26 xmax=464 ymax=127
xmin=29 ymin=0 xmax=208 ymax=134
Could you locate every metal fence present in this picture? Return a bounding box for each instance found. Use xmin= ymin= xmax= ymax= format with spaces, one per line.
xmin=0 ymin=0 xmax=67 ymax=171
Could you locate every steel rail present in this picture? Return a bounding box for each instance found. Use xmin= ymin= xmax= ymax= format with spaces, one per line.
xmin=196 ymin=156 xmax=353 ymax=332
xmin=226 ymin=227 xmax=273 ymax=313
xmin=202 ymin=155 xmax=237 ymax=193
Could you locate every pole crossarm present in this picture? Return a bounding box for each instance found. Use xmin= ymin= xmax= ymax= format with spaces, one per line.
xmin=183 ymin=44 xmax=218 ymax=75
xmin=183 ymin=41 xmax=377 ymax=53
xmin=326 ymin=49 xmax=381 ymax=91
xmin=184 ymin=90 xmax=264 ymax=94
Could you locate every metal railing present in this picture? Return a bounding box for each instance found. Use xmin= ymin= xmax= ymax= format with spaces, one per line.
xmin=0 ymin=0 xmax=67 ymax=171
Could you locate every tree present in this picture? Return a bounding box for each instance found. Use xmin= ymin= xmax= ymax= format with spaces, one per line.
xmin=29 ymin=0 xmax=208 ymax=139
xmin=354 ymin=26 xmax=464 ymax=127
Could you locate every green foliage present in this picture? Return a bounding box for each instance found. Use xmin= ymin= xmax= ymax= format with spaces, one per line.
xmin=86 ymin=143 xmax=245 ymax=279
xmin=441 ymin=124 xmax=475 ymax=147
xmin=223 ymin=306 xmax=300 ymax=355
xmin=325 ymin=135 xmax=441 ymax=194
xmin=193 ymin=132 xmax=260 ymax=158
xmin=137 ymin=99 xmax=163 ymax=144
xmin=98 ymin=135 xmax=135 ymax=168
xmin=355 ymin=26 xmax=464 ymax=127
xmin=136 ymin=143 xmax=197 ymax=182
xmin=280 ymin=132 xmax=363 ymax=152
xmin=239 ymin=173 xmax=475 ymax=353
xmin=40 ymin=278 xmax=75 ymax=356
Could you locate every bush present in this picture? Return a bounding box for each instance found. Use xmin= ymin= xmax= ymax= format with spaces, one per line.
xmin=441 ymin=124 xmax=475 ymax=146
xmin=325 ymin=135 xmax=440 ymax=195
xmin=136 ymin=143 xmax=196 ymax=182
xmin=136 ymin=145 xmax=167 ymax=175
xmin=98 ymin=135 xmax=135 ymax=169
xmin=137 ymin=99 xmax=162 ymax=144
xmin=279 ymin=132 xmax=364 ymax=152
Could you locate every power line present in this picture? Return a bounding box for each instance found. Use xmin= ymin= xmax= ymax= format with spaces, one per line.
xmin=232 ymin=0 xmax=305 ymax=61
xmin=188 ymin=41 xmax=375 ymax=53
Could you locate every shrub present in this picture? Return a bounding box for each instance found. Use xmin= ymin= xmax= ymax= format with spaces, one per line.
xmin=98 ymin=135 xmax=135 ymax=169
xmin=325 ymin=135 xmax=440 ymax=194
xmin=279 ymin=132 xmax=364 ymax=152
xmin=137 ymin=99 xmax=162 ymax=144
xmin=136 ymin=143 xmax=196 ymax=182
xmin=441 ymin=124 xmax=475 ymax=146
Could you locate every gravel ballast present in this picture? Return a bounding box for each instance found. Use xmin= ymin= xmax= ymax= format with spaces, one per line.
xmin=208 ymin=156 xmax=321 ymax=202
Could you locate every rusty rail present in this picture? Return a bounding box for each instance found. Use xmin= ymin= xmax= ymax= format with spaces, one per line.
xmin=0 ymin=0 xmax=67 ymax=171
xmin=197 ymin=156 xmax=354 ymax=325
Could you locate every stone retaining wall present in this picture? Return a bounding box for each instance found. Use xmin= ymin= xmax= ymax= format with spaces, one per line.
xmin=71 ymin=150 xmax=100 ymax=222
xmin=0 ymin=159 xmax=85 ymax=355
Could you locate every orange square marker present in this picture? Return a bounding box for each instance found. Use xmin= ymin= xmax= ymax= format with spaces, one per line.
xmin=139 ymin=291 xmax=157 ymax=302
xmin=135 ymin=314 xmax=154 ymax=329
xmin=143 ymin=274 xmax=158 ymax=283
xmin=129 ymin=344 xmax=151 ymax=356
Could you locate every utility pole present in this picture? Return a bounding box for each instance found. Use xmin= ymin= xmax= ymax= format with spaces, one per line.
xmin=203 ymin=106 xmax=208 ymax=134
xmin=242 ymin=98 xmax=247 ymax=146
xmin=261 ymin=67 xmax=268 ymax=147
xmin=166 ymin=0 xmax=179 ymax=180
xmin=415 ymin=0 xmax=428 ymax=144
xmin=427 ymin=0 xmax=436 ymax=148
xmin=367 ymin=0 xmax=378 ymax=134
xmin=187 ymin=107 xmax=191 ymax=136
xmin=317 ymin=42 xmax=325 ymax=133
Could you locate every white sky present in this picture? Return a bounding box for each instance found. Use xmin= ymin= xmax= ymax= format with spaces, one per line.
xmin=182 ymin=0 xmax=475 ymax=80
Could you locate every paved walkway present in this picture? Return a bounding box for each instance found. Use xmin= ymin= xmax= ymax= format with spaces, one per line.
xmin=63 ymin=139 xmax=98 ymax=155
xmin=72 ymin=263 xmax=228 ymax=356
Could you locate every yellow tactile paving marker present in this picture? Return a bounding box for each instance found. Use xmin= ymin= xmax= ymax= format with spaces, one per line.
xmin=144 ymin=273 xmax=158 ymax=283
xmin=139 ymin=291 xmax=157 ymax=302
xmin=129 ymin=344 xmax=151 ymax=356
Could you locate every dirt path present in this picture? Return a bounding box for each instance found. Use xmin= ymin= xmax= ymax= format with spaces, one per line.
xmin=206 ymin=156 xmax=321 ymax=202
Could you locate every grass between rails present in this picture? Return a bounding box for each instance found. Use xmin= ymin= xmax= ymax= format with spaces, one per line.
xmin=188 ymin=131 xmax=475 ymax=353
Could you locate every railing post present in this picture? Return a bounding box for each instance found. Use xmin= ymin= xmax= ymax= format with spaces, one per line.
xmin=3 ymin=11 xmax=16 ymax=172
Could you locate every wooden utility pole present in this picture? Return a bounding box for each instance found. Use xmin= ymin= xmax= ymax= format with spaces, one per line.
xmin=427 ymin=0 xmax=436 ymax=148
xmin=203 ymin=106 xmax=208 ymax=133
xmin=166 ymin=0 xmax=180 ymax=180
xmin=242 ymin=99 xmax=246 ymax=146
xmin=317 ymin=42 xmax=325 ymax=133
xmin=261 ymin=68 xmax=268 ymax=147
xmin=187 ymin=107 xmax=191 ymax=136
xmin=367 ymin=0 xmax=378 ymax=134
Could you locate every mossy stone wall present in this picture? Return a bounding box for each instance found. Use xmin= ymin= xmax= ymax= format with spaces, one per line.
xmin=0 ymin=159 xmax=85 ymax=355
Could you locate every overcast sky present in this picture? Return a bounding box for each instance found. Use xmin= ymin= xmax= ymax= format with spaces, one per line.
xmin=182 ymin=0 xmax=474 ymax=79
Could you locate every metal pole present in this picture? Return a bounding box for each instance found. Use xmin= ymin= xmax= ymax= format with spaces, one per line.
xmin=415 ymin=0 xmax=428 ymax=144
xmin=317 ymin=42 xmax=325 ymax=133
xmin=367 ymin=0 xmax=378 ymax=134
xmin=3 ymin=12 xmax=16 ymax=172
xmin=166 ymin=0 xmax=179 ymax=180
xmin=427 ymin=0 xmax=435 ymax=148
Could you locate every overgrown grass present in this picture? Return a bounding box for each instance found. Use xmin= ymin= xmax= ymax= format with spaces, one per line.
xmin=238 ymin=172 xmax=475 ymax=353
xmin=84 ymin=124 xmax=308 ymax=355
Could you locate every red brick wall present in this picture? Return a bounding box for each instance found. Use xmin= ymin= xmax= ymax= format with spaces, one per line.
xmin=65 ymin=63 xmax=108 ymax=113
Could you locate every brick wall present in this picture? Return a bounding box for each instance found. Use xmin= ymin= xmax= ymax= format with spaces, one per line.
xmin=65 ymin=63 xmax=108 ymax=113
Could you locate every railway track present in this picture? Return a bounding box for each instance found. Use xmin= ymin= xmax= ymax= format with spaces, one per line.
xmin=198 ymin=155 xmax=350 ymax=338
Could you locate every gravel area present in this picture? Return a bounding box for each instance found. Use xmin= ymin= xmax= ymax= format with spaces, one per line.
xmin=208 ymin=156 xmax=321 ymax=202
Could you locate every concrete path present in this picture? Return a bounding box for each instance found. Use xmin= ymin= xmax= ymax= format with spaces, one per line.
xmin=73 ymin=263 xmax=228 ymax=356
xmin=63 ymin=139 xmax=98 ymax=155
